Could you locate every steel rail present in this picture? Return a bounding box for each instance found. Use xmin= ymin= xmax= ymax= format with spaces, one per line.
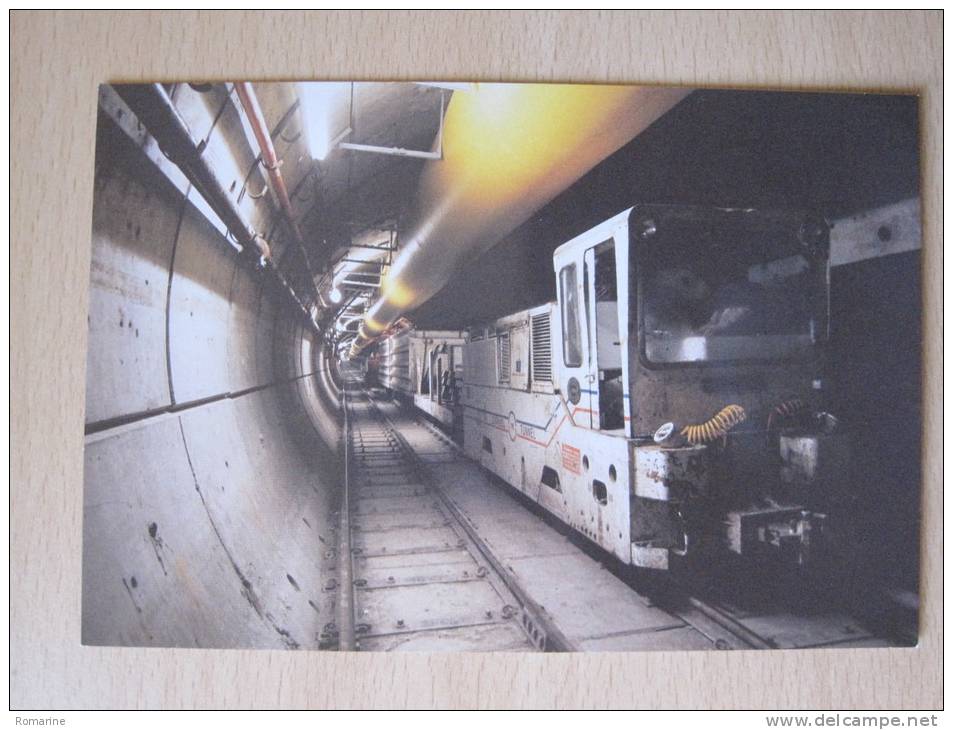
xmin=362 ymin=389 xmax=572 ymax=652
xmin=336 ymin=385 xmax=356 ymax=651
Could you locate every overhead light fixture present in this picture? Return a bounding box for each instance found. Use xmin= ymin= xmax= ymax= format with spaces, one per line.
xmin=329 ymin=287 xmax=343 ymax=304
xmin=297 ymin=82 xmax=349 ymax=160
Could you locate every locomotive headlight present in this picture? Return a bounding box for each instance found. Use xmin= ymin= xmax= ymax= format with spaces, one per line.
xmin=653 ymin=422 xmax=676 ymax=444
xmin=653 ymin=422 xmax=686 ymax=448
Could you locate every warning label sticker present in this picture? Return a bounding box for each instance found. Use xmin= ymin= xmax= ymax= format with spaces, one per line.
xmin=561 ymin=444 xmax=581 ymax=475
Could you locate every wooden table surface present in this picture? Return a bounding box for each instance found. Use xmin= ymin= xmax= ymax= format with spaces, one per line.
xmin=10 ymin=10 xmax=943 ymax=710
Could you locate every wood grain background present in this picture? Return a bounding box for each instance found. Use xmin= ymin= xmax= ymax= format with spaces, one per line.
xmin=10 ymin=10 xmax=942 ymax=710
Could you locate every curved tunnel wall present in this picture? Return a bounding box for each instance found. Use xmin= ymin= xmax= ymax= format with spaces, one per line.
xmin=82 ymin=101 xmax=343 ymax=649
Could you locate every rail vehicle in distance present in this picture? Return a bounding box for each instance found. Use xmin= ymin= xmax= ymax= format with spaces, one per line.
xmin=373 ymin=204 xmax=845 ymax=572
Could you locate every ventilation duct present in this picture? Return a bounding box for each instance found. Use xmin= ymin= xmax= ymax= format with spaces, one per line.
xmin=349 ymin=83 xmax=689 ymax=357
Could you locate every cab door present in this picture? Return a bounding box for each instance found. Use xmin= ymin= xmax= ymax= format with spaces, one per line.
xmin=555 ymin=256 xmax=594 ymax=427
xmin=585 ymin=240 xmax=626 ymax=431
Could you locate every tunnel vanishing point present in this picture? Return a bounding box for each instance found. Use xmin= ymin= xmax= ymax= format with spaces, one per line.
xmin=82 ymin=81 xmax=923 ymax=652
xmin=83 ymin=81 xmax=678 ymax=649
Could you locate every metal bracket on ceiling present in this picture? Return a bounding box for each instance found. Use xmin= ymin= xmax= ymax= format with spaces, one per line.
xmin=347 ymin=242 xmax=397 ymax=251
xmin=245 ymin=183 xmax=269 ymax=200
xmin=336 ymin=90 xmax=445 ymax=160
xmin=337 ymin=258 xmax=387 ymax=266
xmin=339 ymin=280 xmax=382 ymax=289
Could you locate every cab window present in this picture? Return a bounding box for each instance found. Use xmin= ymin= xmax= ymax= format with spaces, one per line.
xmin=559 ymin=264 xmax=582 ymax=367
xmin=638 ymin=215 xmax=821 ymax=365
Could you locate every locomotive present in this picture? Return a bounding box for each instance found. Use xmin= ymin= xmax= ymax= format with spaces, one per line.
xmin=459 ymin=204 xmax=843 ymax=570
xmin=378 ymin=328 xmax=466 ymax=433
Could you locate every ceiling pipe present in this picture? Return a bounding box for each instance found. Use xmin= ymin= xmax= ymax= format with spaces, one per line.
xmin=114 ymin=84 xmax=271 ymax=262
xmin=348 ymin=83 xmax=690 ymax=357
xmin=113 ymin=83 xmax=326 ymax=327
xmin=234 ymin=82 xmax=320 ymax=302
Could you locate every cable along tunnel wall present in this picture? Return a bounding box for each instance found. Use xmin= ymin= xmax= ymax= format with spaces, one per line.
xmin=82 ymin=97 xmax=343 ymax=649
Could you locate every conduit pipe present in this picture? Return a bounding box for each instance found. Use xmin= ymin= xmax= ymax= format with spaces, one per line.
xmin=235 ymin=82 xmax=320 ymax=300
xmin=115 ymin=83 xmax=322 ymax=325
xmin=349 ymin=83 xmax=689 ymax=357
xmin=115 ymin=84 xmax=271 ymax=262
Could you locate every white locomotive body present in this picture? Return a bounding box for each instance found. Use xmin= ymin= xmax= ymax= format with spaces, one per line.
xmin=461 ymin=204 xmax=839 ymax=570
xmin=463 ymin=303 xmax=636 ymax=562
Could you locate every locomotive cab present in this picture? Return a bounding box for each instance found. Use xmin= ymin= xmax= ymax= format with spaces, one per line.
xmin=553 ymin=204 xmax=837 ymax=570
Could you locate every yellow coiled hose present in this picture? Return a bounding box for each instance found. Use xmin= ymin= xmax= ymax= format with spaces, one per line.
xmin=680 ymin=404 xmax=747 ymax=445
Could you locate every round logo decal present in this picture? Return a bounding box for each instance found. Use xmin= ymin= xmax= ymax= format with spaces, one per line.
xmin=567 ymin=377 xmax=581 ymax=405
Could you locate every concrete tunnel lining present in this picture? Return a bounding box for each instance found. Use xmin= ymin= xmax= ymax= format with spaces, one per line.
xmin=83 ymin=106 xmax=344 ymax=649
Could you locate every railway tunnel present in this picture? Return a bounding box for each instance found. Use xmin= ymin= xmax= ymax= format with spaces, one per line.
xmin=83 ymin=81 xmax=922 ymax=651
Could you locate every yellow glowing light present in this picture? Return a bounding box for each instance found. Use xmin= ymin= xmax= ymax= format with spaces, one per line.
xmin=381 ymin=277 xmax=415 ymax=309
xmin=351 ymin=82 xmax=687 ymax=355
xmin=363 ymin=316 xmax=386 ymax=334
xmin=430 ymin=83 xmax=655 ymax=207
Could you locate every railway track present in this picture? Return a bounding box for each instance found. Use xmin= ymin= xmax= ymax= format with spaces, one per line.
xmin=334 ymin=375 xmax=888 ymax=652
xmin=339 ymin=380 xmax=562 ymax=651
